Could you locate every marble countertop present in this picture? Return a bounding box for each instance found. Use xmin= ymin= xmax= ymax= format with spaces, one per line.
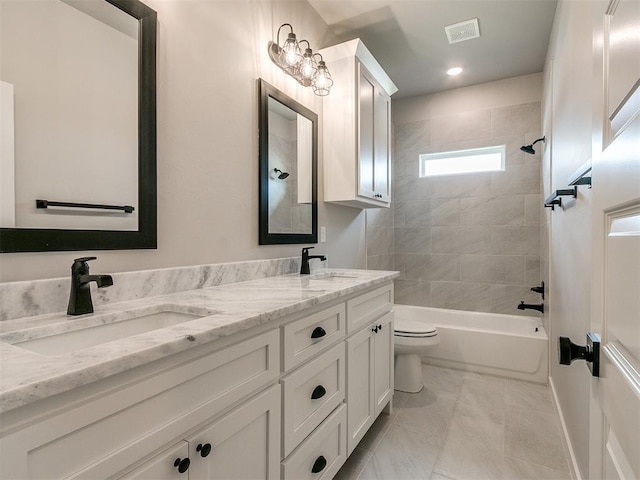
xmin=0 ymin=269 xmax=398 ymax=413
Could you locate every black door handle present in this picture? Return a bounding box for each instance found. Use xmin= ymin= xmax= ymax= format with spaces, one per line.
xmin=311 ymin=385 xmax=327 ymax=400
xmin=311 ymin=326 xmax=326 ymax=339
xmin=311 ymin=455 xmax=327 ymax=473
xmin=558 ymin=333 xmax=600 ymax=377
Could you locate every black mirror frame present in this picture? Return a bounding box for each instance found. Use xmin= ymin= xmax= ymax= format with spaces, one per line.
xmin=258 ymin=79 xmax=318 ymax=245
xmin=0 ymin=0 xmax=157 ymax=253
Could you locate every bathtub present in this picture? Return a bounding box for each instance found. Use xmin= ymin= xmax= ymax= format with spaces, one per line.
xmin=394 ymin=305 xmax=548 ymax=384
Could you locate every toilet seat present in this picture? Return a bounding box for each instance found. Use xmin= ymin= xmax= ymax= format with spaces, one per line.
xmin=394 ymin=318 xmax=437 ymax=338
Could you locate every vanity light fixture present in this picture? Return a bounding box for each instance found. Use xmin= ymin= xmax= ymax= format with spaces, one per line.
xmin=268 ymin=24 xmax=332 ymax=96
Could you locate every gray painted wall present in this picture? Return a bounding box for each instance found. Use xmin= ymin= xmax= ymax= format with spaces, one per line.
xmin=0 ymin=0 xmax=365 ymax=282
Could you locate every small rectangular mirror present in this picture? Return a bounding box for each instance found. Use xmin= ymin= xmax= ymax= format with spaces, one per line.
xmin=258 ymin=79 xmax=317 ymax=244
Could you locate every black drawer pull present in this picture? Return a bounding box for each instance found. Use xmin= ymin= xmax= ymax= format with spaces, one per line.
xmin=311 ymin=455 xmax=327 ymax=473
xmin=311 ymin=326 xmax=326 ymax=339
xmin=311 ymin=385 xmax=327 ymax=400
xmin=197 ymin=443 xmax=212 ymax=457
xmin=174 ymin=457 xmax=190 ymax=474
xmin=372 ymin=325 xmax=379 ymax=333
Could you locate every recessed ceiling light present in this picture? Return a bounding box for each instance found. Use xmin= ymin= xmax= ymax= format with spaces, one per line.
xmin=447 ymin=67 xmax=463 ymax=76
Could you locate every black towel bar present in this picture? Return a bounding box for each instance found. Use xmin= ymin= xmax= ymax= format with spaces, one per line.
xmin=544 ymin=187 xmax=577 ymax=210
xmin=36 ymin=199 xmax=135 ymax=213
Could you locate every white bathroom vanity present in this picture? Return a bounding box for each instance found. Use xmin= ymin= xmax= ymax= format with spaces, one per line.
xmin=0 ymin=268 xmax=397 ymax=479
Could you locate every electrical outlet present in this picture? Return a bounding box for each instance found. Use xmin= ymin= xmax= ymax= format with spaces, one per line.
xmin=320 ymin=226 xmax=326 ymax=242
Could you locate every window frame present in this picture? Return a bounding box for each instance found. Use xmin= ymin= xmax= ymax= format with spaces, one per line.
xmin=418 ymin=145 xmax=506 ymax=178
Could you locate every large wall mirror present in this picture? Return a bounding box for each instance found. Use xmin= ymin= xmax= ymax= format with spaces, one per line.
xmin=0 ymin=0 xmax=157 ymax=253
xmin=258 ymin=79 xmax=317 ymax=245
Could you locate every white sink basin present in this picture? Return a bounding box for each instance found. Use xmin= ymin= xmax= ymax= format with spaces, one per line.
xmin=14 ymin=310 xmax=204 ymax=356
xmin=308 ymin=272 xmax=359 ymax=281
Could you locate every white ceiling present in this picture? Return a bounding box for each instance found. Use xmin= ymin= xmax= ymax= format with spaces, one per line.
xmin=309 ymin=0 xmax=558 ymax=99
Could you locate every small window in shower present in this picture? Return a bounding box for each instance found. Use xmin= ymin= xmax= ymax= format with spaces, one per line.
xmin=419 ymin=145 xmax=506 ymax=177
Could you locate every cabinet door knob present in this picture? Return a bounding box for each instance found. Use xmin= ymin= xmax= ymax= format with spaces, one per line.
xmin=378 ymin=324 xmax=382 ymax=330
xmin=311 ymin=455 xmax=327 ymax=473
xmin=311 ymin=326 xmax=327 ymax=339
xmin=197 ymin=442 xmax=212 ymax=457
xmin=174 ymin=457 xmax=190 ymax=474
xmin=311 ymin=385 xmax=327 ymax=400
xmin=372 ymin=325 xmax=379 ymax=333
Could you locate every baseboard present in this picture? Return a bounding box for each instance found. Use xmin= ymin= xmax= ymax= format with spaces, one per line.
xmin=549 ymin=376 xmax=583 ymax=480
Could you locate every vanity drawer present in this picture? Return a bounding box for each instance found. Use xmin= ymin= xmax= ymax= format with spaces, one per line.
xmin=346 ymin=284 xmax=393 ymax=333
xmin=281 ymin=404 xmax=347 ymax=480
xmin=281 ymin=343 xmax=346 ymax=457
xmin=282 ymin=303 xmax=346 ymax=371
xmin=0 ymin=330 xmax=280 ymax=480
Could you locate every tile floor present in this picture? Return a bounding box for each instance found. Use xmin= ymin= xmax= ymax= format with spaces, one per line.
xmin=334 ymin=365 xmax=572 ymax=480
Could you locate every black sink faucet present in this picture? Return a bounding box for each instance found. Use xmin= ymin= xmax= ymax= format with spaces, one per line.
xmin=300 ymin=247 xmax=327 ymax=275
xmin=67 ymin=257 xmax=113 ymax=315
xmin=518 ymin=301 xmax=544 ymax=313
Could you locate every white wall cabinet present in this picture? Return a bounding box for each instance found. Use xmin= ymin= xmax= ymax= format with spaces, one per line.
xmin=0 ymin=283 xmax=394 ymax=480
xmin=321 ymin=39 xmax=398 ymax=209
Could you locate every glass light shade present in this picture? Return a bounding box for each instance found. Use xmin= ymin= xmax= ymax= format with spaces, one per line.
xmin=280 ymin=32 xmax=302 ymax=67
xmin=300 ymin=49 xmax=317 ymax=79
xmin=312 ymin=61 xmax=333 ymax=96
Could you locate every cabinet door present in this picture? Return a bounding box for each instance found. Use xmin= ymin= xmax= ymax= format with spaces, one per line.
xmin=373 ymin=312 xmax=393 ymax=416
xmin=346 ymin=325 xmax=375 ymax=455
xmin=187 ymin=385 xmax=281 ymax=480
xmin=373 ymin=88 xmax=391 ymax=202
xmin=120 ymin=442 xmax=190 ymax=480
xmin=358 ymin=64 xmax=376 ymax=200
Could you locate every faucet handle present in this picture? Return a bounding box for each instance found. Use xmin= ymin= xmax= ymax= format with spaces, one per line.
xmin=71 ymin=257 xmax=97 ymax=275
xmin=302 ymin=247 xmax=314 ymax=253
xmin=74 ymin=256 xmax=97 ymax=263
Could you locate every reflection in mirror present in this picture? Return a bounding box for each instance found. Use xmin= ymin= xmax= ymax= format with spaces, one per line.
xmin=1 ymin=0 xmax=138 ymax=231
xmin=0 ymin=0 xmax=157 ymax=252
xmin=259 ymin=79 xmax=317 ymax=245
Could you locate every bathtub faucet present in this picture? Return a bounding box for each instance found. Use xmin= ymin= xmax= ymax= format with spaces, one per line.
xmin=518 ymin=301 xmax=544 ymax=313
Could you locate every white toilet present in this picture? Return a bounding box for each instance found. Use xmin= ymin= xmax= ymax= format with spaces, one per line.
xmin=394 ymin=316 xmax=439 ymax=393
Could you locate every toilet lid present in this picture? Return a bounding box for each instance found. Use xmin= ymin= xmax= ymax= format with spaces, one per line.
xmin=394 ymin=318 xmax=437 ymax=337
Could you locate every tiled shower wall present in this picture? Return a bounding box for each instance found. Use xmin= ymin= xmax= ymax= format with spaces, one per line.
xmin=367 ymin=101 xmax=544 ymax=314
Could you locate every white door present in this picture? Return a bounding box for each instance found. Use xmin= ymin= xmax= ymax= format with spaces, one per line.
xmin=358 ymin=65 xmax=376 ymax=200
xmin=590 ymin=1 xmax=640 ymax=478
xmin=373 ymin=87 xmax=391 ymax=202
xmin=186 ymin=385 xmax=281 ymax=480
xmin=120 ymin=442 xmax=190 ymax=480
xmin=346 ymin=325 xmax=375 ymax=455
xmin=373 ymin=312 xmax=393 ymax=416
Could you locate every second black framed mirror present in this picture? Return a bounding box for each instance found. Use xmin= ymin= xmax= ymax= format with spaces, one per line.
xmin=258 ymin=79 xmax=318 ymax=245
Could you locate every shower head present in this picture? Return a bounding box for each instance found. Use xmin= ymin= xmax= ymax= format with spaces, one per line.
xmin=274 ymin=168 xmax=290 ymax=179
xmin=520 ymin=137 xmax=545 ymax=155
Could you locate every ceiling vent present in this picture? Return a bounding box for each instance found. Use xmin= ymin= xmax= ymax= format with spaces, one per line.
xmin=444 ymin=18 xmax=480 ymax=44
